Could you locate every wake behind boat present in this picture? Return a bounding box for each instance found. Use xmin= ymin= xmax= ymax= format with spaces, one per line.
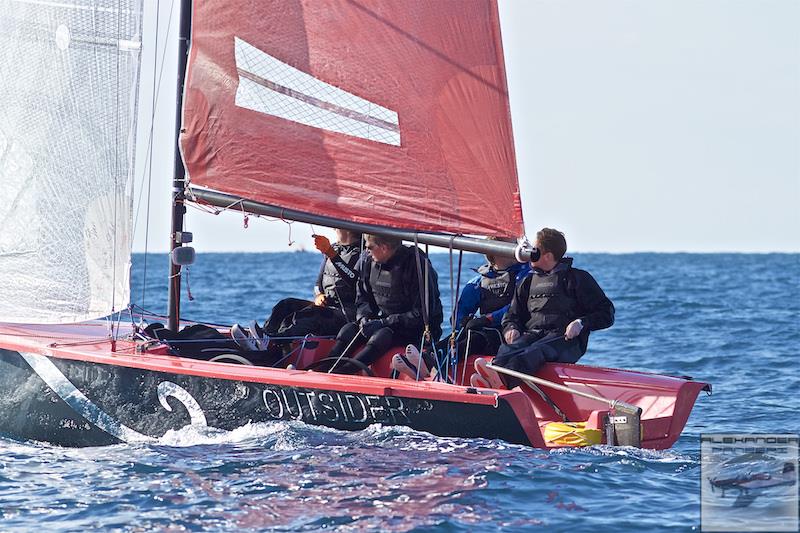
xmin=0 ymin=0 xmax=709 ymax=449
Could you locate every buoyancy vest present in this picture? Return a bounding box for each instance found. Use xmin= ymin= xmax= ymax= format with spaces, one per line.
xmin=477 ymin=264 xmax=516 ymax=315
xmin=362 ymin=246 xmax=443 ymax=340
xmin=525 ymin=266 xmax=577 ymax=333
xmin=321 ymin=243 xmax=360 ymax=308
xmin=367 ymin=255 xmax=414 ymax=317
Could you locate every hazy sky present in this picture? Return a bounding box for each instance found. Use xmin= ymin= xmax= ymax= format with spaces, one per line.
xmin=131 ymin=1 xmax=800 ymax=254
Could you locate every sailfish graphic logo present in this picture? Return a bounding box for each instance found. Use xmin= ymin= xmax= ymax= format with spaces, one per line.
xmin=234 ymin=37 xmax=401 ymax=146
xmin=20 ymin=352 xmax=210 ymax=443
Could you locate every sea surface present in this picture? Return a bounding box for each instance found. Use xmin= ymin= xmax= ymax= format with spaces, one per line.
xmin=1 ymin=252 xmax=798 ymax=531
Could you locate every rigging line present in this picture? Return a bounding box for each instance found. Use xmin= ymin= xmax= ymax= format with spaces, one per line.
xmin=411 ymin=234 xmax=430 ymax=329
xmin=448 ymin=236 xmax=455 ymax=327
xmin=423 ymin=243 xmax=441 ymax=378
xmin=140 ymin=0 xmax=162 ymax=310
xmin=447 ymin=237 xmax=456 ymax=381
xmin=424 ymin=243 xmax=430 ymax=324
xmin=411 ymin=235 xmax=441 ymax=380
xmin=185 ymin=201 xmax=220 ymax=215
xmin=455 ymin=249 xmax=467 ymax=385
xmin=110 ymin=0 xmax=122 ymax=334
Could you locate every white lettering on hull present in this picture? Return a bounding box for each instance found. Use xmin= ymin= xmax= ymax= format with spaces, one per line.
xmin=261 ymin=387 xmax=412 ymax=424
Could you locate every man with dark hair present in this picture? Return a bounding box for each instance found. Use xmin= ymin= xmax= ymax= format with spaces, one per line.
xmin=323 ymin=234 xmax=443 ymax=374
xmin=474 ymin=227 xmax=615 ymax=388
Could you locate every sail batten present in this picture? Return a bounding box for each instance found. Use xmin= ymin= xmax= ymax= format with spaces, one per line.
xmin=182 ymin=0 xmax=524 ymax=237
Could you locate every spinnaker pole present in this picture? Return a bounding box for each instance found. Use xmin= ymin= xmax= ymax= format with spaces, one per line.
xmin=167 ymin=0 xmax=193 ymax=332
xmin=188 ymin=187 xmax=536 ymax=261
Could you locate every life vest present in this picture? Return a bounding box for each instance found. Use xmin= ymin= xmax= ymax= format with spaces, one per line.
xmin=477 ymin=264 xmax=516 ymax=315
xmin=362 ymin=246 xmax=443 ymax=340
xmin=321 ymin=243 xmax=360 ymax=308
xmin=367 ymin=255 xmax=414 ymax=317
xmin=525 ymin=267 xmax=577 ymax=333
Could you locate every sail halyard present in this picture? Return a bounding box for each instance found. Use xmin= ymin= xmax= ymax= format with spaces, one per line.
xmin=179 ymin=1 xmax=525 ymax=240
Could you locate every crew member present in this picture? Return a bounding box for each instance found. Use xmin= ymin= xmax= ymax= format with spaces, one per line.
xmin=475 ymin=228 xmax=614 ymax=388
xmin=324 ymin=234 xmax=443 ymax=374
xmin=236 ymin=229 xmax=362 ymax=351
xmin=449 ymin=246 xmax=530 ymax=358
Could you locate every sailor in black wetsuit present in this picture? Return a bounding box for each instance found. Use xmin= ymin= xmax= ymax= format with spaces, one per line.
xmin=477 ymin=228 xmax=614 ymax=388
xmin=311 ymin=231 xmax=361 ymax=322
xmin=325 ymin=234 xmax=443 ymax=374
xmin=261 ymin=229 xmax=362 ymax=339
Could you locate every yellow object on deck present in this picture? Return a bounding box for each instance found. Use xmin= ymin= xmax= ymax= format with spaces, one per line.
xmin=544 ymin=422 xmax=602 ymax=447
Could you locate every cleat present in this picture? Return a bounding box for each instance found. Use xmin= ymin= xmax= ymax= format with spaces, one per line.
xmin=231 ymin=323 xmax=258 ymax=351
xmin=474 ymin=358 xmax=505 ymax=389
xmin=286 ymin=364 xmax=296 ymax=370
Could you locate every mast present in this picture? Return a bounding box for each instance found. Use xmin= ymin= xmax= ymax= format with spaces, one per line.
xmin=188 ymin=187 xmax=536 ymax=261
xmin=167 ymin=0 xmax=193 ymax=332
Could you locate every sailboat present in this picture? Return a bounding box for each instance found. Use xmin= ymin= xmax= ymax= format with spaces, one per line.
xmin=0 ymin=0 xmax=709 ymax=448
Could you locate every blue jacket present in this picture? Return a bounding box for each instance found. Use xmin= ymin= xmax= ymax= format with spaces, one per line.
xmin=455 ymin=262 xmax=531 ymax=328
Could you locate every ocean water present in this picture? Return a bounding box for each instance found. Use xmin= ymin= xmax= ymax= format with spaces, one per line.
xmin=1 ymin=252 xmax=798 ymax=531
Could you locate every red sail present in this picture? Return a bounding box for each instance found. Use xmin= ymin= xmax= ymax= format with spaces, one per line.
xmin=181 ymin=0 xmax=523 ymax=237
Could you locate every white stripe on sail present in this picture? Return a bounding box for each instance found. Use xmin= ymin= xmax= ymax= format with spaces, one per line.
xmin=234 ymin=37 xmax=401 ymax=146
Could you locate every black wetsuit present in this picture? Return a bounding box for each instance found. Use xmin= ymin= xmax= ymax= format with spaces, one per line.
xmin=314 ymin=242 xmax=361 ymax=321
xmin=496 ymin=257 xmax=614 ymax=384
xmin=326 ymin=245 xmax=444 ymax=373
xmin=264 ymin=243 xmax=361 ymax=338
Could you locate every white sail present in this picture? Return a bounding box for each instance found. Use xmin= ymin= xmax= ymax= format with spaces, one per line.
xmin=0 ymin=0 xmax=143 ymax=323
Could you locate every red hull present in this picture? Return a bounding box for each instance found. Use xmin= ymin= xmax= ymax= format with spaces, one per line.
xmin=0 ymin=321 xmax=709 ymax=449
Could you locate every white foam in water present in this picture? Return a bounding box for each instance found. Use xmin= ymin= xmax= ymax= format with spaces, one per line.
xmin=152 ymin=420 xmax=379 ymax=450
xmin=551 ymin=444 xmax=696 ymax=464
xmin=155 ymin=421 xmax=297 ymax=447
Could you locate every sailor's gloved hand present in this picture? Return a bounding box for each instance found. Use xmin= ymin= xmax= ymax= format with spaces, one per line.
xmin=564 ymin=319 xmax=584 ymax=340
xmin=464 ymin=316 xmax=491 ymax=330
xmin=313 ymin=235 xmax=336 ymax=257
xmin=313 ymin=293 xmax=327 ymax=306
xmin=504 ymin=328 xmax=520 ymax=344
xmin=360 ymin=319 xmax=385 ymax=338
